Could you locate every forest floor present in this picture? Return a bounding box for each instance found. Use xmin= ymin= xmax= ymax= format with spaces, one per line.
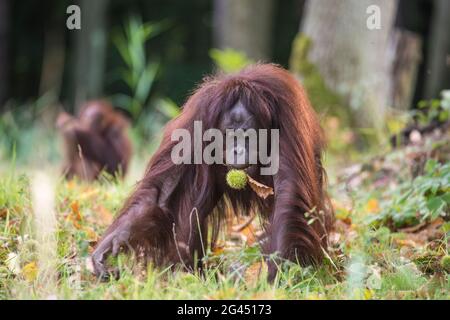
xmin=0 ymin=127 xmax=449 ymax=300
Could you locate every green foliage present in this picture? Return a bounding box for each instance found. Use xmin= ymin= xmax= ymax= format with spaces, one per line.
xmin=368 ymin=160 xmax=450 ymax=228
xmin=381 ymin=263 xmax=427 ymax=292
xmin=0 ymin=93 xmax=60 ymax=163
xmin=131 ymin=98 xmax=180 ymax=149
xmin=111 ymin=16 xmax=169 ymax=120
xmin=154 ymin=98 xmax=180 ymax=119
xmin=0 ymin=168 xmax=32 ymax=298
xmin=413 ymin=90 xmax=450 ymax=126
xmin=209 ymin=48 xmax=253 ymax=73
xmin=110 ymin=17 xmax=181 ymax=142
xmin=441 ymin=255 xmax=450 ymax=272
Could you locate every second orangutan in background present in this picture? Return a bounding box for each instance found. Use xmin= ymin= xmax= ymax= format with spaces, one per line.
xmin=56 ymin=100 xmax=132 ymax=181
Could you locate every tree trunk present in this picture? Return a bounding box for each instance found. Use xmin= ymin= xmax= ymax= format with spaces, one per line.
xmin=391 ymin=30 xmax=422 ymax=110
xmin=73 ymin=0 xmax=109 ymax=112
xmin=213 ymin=0 xmax=274 ymax=61
xmin=39 ymin=29 xmax=65 ymax=98
xmin=0 ymin=0 xmax=10 ymax=108
xmin=424 ymin=0 xmax=450 ymax=99
xmin=299 ymin=0 xmax=398 ymax=132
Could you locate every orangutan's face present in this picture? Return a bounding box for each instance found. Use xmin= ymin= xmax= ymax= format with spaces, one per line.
xmin=218 ymin=101 xmax=257 ymax=169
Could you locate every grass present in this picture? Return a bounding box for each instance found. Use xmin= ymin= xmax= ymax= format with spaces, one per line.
xmin=0 ymin=128 xmax=449 ymax=300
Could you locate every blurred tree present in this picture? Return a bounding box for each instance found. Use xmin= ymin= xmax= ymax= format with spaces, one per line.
xmin=271 ymin=0 xmax=305 ymax=67
xmin=72 ymin=0 xmax=109 ymax=111
xmin=297 ymin=0 xmax=398 ymax=134
xmin=39 ymin=2 xmax=67 ymax=99
xmin=0 ymin=0 xmax=9 ymax=108
xmin=390 ymin=30 xmax=422 ymax=111
xmin=424 ymin=0 xmax=450 ymax=99
xmin=395 ymin=0 xmax=433 ymax=107
xmin=213 ymin=0 xmax=274 ymax=61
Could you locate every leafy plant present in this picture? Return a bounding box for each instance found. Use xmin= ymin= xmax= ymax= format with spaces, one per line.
xmin=153 ymin=98 xmax=180 ymax=119
xmin=111 ymin=17 xmax=168 ymax=120
xmin=209 ymin=48 xmax=253 ymax=73
xmin=0 ymin=93 xmax=59 ymax=162
xmin=413 ymin=90 xmax=450 ymax=126
xmin=368 ymin=159 xmax=450 ymax=228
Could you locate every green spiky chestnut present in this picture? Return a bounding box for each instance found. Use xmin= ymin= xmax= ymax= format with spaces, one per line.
xmin=226 ymin=169 xmax=248 ymax=190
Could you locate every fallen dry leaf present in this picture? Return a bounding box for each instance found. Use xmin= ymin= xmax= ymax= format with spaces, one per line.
xmin=67 ymin=201 xmax=83 ymax=229
xmin=247 ymin=175 xmax=274 ymax=199
xmin=395 ymin=238 xmax=419 ymax=248
xmin=231 ymin=215 xmax=255 ymax=232
xmin=365 ymin=199 xmax=380 ymax=213
xmin=6 ymin=252 xmax=20 ymax=275
xmin=0 ymin=207 xmax=8 ymax=219
xmin=240 ymin=225 xmax=256 ymax=245
xmin=211 ymin=245 xmax=225 ymax=256
xmin=397 ymin=218 xmax=445 ymax=245
xmin=399 ymin=221 xmax=427 ymax=233
xmin=93 ymin=205 xmax=114 ymax=226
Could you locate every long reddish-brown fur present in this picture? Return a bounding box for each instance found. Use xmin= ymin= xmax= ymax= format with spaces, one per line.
xmin=92 ymin=64 xmax=334 ymax=280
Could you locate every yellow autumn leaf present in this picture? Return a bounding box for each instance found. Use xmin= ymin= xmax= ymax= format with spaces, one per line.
xmin=364 ymin=288 xmax=374 ymax=300
xmin=366 ymin=199 xmax=380 ymax=213
xmin=70 ymin=201 xmax=82 ymax=219
xmin=22 ymin=261 xmax=38 ymax=282
xmin=212 ymin=246 xmax=225 ymax=256
xmin=66 ymin=180 xmax=76 ymax=190
xmin=241 ymin=225 xmax=256 ymax=245
xmin=387 ymin=117 xmax=407 ymax=135
xmin=84 ymin=226 xmax=99 ymax=242
xmin=394 ymin=238 xmax=418 ymax=248
xmin=79 ymin=188 xmax=100 ymax=201
xmin=67 ymin=201 xmax=83 ymax=229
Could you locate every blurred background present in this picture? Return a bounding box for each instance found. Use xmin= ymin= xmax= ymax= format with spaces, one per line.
xmin=0 ymin=0 xmax=449 ymax=167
